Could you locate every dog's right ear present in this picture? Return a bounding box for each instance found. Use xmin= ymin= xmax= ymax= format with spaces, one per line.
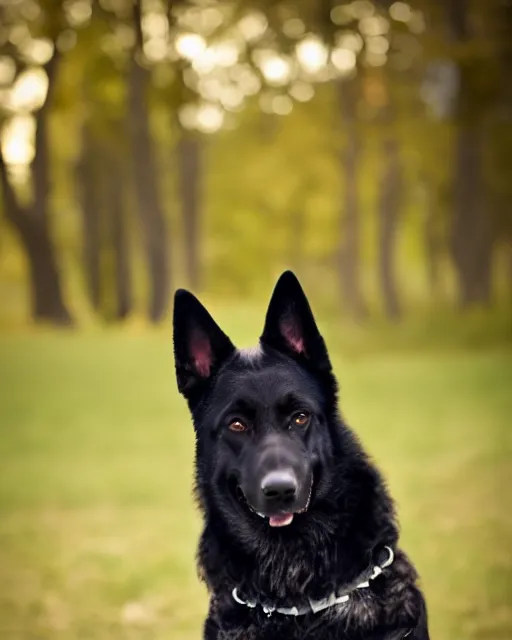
xmin=260 ymin=271 xmax=332 ymax=374
xmin=173 ymin=290 xmax=235 ymax=398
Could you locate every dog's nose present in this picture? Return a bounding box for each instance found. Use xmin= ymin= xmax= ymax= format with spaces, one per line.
xmin=261 ymin=470 xmax=297 ymax=500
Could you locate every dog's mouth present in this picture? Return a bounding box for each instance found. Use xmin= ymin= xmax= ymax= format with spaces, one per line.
xmin=235 ymin=478 xmax=314 ymax=528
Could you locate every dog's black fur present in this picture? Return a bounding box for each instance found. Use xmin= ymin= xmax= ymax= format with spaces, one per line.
xmin=173 ymin=271 xmax=430 ymax=639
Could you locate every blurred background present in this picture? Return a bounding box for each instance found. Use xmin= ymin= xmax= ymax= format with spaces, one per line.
xmin=0 ymin=0 xmax=511 ymax=638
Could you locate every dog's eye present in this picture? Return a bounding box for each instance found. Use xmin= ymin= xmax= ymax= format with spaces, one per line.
xmin=291 ymin=412 xmax=310 ymax=428
xmin=228 ymin=419 xmax=248 ymax=433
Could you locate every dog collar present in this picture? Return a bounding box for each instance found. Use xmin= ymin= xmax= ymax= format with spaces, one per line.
xmin=232 ymin=545 xmax=394 ymax=617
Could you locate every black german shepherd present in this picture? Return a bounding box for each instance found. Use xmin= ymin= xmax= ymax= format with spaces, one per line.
xmin=173 ymin=271 xmax=430 ymax=639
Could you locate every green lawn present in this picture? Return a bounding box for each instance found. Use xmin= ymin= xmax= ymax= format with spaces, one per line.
xmin=0 ymin=323 xmax=511 ymax=639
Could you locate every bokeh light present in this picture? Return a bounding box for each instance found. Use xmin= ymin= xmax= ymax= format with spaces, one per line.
xmin=296 ymin=35 xmax=328 ymax=74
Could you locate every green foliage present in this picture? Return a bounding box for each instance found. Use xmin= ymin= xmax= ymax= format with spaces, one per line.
xmin=0 ymin=0 xmax=511 ymax=325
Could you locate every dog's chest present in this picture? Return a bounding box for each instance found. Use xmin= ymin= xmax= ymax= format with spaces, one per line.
xmin=213 ymin=595 xmax=379 ymax=640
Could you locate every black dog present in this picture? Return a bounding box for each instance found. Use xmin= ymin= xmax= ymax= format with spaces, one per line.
xmin=173 ymin=271 xmax=430 ymax=639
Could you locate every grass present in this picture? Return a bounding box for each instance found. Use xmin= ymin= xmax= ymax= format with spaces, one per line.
xmin=0 ymin=316 xmax=511 ymax=639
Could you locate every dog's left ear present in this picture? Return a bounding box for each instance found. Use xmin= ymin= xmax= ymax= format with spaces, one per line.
xmin=260 ymin=271 xmax=331 ymax=372
xmin=173 ymin=289 xmax=236 ymax=398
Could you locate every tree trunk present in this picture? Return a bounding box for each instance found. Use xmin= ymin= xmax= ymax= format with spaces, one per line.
xmin=421 ymin=175 xmax=442 ymax=296
xmin=337 ymin=77 xmax=368 ymax=319
xmin=508 ymin=242 xmax=512 ymax=301
xmin=76 ymin=121 xmax=101 ymax=311
xmin=21 ymin=217 xmax=72 ymax=323
xmin=451 ymin=125 xmax=493 ymax=306
xmin=0 ymin=52 xmax=72 ymax=326
xmin=127 ymin=0 xmax=170 ymax=322
xmin=107 ymin=148 xmax=132 ymax=320
xmin=0 ymin=164 xmax=72 ymax=325
xmin=32 ymin=52 xmax=60 ymax=221
xmin=176 ymin=125 xmax=201 ymax=290
xmin=378 ymin=129 xmax=402 ymax=319
xmin=448 ymin=0 xmax=494 ymax=307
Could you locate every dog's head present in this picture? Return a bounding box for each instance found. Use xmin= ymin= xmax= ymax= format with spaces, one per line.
xmin=173 ymin=271 xmax=339 ymax=530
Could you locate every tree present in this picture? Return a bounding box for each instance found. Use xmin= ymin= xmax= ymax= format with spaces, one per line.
xmin=377 ymin=74 xmax=402 ymax=319
xmin=103 ymin=138 xmax=133 ymax=320
xmin=75 ymin=114 xmax=133 ymax=321
xmin=0 ymin=7 xmax=73 ymax=325
xmin=446 ymin=0 xmax=496 ymax=307
xmin=126 ymin=0 xmax=171 ymax=322
xmin=76 ymin=117 xmax=101 ymax=312
xmin=74 ymin=4 xmax=134 ymax=321
xmin=337 ymin=74 xmax=368 ymax=319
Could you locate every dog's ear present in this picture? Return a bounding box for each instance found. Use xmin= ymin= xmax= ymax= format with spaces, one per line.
xmin=173 ymin=289 xmax=235 ymax=397
xmin=260 ymin=271 xmax=331 ymax=372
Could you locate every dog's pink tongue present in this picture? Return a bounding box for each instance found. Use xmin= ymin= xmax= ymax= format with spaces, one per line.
xmin=269 ymin=513 xmax=294 ymax=527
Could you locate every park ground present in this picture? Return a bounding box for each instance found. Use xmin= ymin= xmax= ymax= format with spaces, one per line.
xmin=0 ymin=311 xmax=511 ymax=639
